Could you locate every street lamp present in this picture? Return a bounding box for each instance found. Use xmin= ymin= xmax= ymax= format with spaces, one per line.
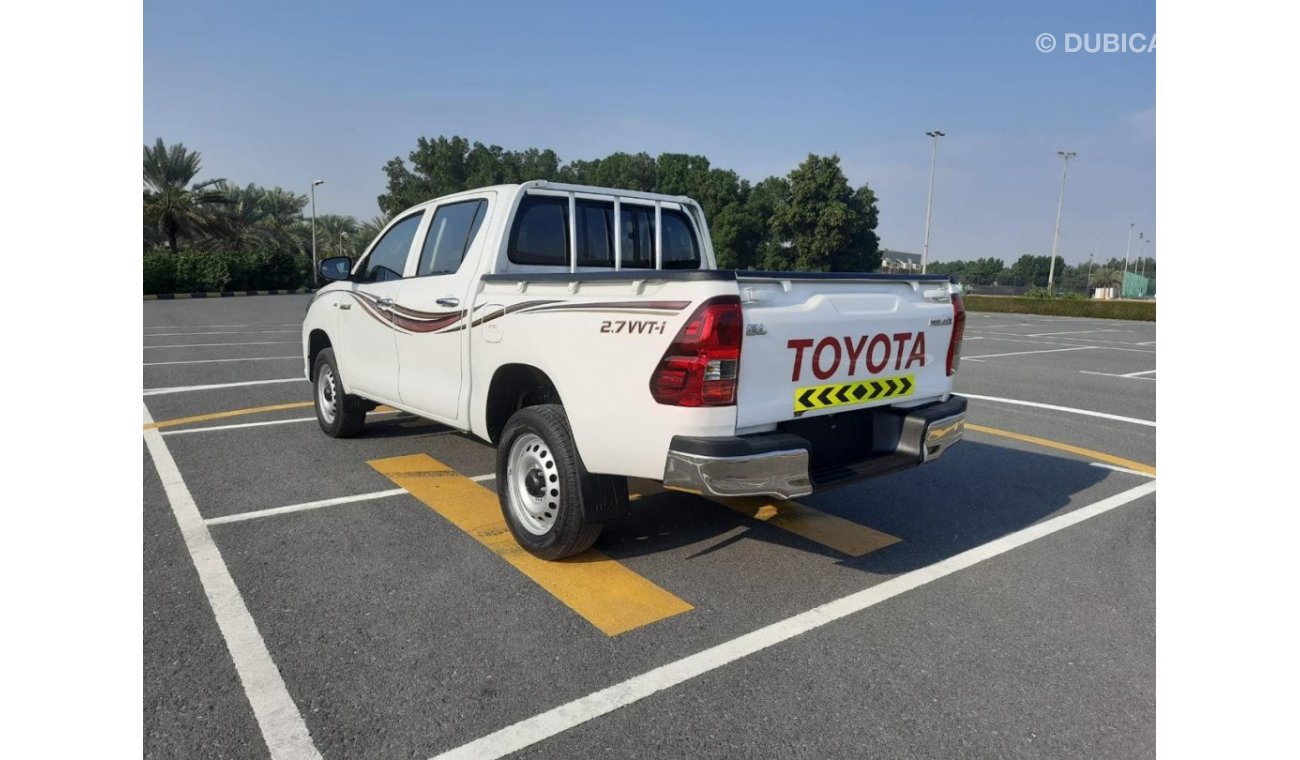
xmin=1122 ymin=223 xmax=1135 ymax=284
xmin=310 ymin=179 xmax=325 ymax=285
xmin=1048 ymin=151 xmax=1076 ymax=294
xmin=1086 ymin=252 xmax=1094 ymax=297
xmin=921 ymin=130 xmax=945 ymax=274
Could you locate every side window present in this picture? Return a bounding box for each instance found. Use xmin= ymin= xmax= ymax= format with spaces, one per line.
xmin=620 ymin=205 xmax=655 ymax=269
xmin=359 ymin=212 xmax=423 ymax=283
xmin=575 ymin=200 xmax=614 ymax=267
xmin=416 ymin=199 xmax=487 ymax=277
xmin=508 ymin=196 xmax=568 ymax=266
xmin=660 ymin=209 xmax=701 ymax=269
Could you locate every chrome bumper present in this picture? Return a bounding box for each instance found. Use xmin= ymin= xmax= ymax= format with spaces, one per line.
xmin=663 ymin=448 xmax=814 ymax=500
xmin=662 ymin=396 xmax=967 ymax=500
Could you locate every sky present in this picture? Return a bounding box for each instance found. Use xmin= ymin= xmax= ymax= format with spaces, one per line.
xmin=144 ymin=0 xmax=1156 ymax=265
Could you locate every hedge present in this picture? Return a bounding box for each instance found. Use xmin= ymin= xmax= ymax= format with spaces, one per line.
xmin=143 ymin=249 xmax=312 ymax=294
xmin=963 ymin=295 xmax=1155 ymax=321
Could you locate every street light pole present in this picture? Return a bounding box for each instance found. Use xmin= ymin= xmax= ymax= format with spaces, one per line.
xmin=1048 ymin=151 xmax=1075 ymax=294
xmin=1086 ymin=253 xmax=1094 ymax=297
xmin=310 ymin=179 xmax=325 ymax=285
xmin=921 ymin=130 xmax=945 ymax=274
xmin=1123 ymin=222 xmax=1134 ymax=283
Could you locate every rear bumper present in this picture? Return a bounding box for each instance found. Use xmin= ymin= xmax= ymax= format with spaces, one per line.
xmin=662 ymin=396 xmax=967 ymax=500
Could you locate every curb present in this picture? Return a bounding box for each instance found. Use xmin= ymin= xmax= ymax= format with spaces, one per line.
xmin=145 ymin=288 xmax=315 ymax=301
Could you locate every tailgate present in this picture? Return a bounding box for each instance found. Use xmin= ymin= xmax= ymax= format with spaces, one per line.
xmin=734 ymin=275 xmax=958 ymax=429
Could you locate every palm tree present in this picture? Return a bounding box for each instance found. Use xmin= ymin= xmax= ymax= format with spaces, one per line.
xmin=143 ymin=139 xmax=227 ymax=253
xmin=356 ymin=214 xmax=392 ymax=252
xmin=207 ymin=182 xmax=275 ymax=252
xmin=1089 ymin=267 xmax=1123 ymax=289
xmin=315 ymin=214 xmax=361 ymax=258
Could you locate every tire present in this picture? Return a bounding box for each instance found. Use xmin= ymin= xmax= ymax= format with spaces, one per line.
xmin=496 ymin=404 xmax=618 ymax=560
xmin=312 ymin=348 xmax=368 ymax=438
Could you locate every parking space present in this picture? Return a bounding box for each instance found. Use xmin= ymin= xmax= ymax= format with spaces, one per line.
xmin=143 ymin=296 xmax=1155 ymax=759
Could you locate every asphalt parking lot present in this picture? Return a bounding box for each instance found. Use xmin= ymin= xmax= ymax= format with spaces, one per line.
xmin=144 ymin=297 xmax=1156 ymax=760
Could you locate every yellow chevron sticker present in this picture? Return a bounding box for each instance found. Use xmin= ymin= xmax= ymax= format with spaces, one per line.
xmin=794 ymin=374 xmax=917 ymax=413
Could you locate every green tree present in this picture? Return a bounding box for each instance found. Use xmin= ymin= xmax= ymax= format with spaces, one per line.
xmin=561 ymin=151 xmax=658 ymax=190
xmin=378 ymin=136 xmax=566 ymax=215
xmin=767 ymin=154 xmax=879 ymax=272
xmin=143 ymin=138 xmax=228 ymax=253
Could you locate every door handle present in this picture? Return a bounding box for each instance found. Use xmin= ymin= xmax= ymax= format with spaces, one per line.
xmin=377 ymin=297 xmax=395 ymax=310
xmin=436 ymin=297 xmax=460 ymax=308
xmin=336 ymin=302 xmax=351 ymax=310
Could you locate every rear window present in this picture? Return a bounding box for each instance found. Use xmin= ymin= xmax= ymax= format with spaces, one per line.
xmin=509 ymin=194 xmax=700 ymax=270
xmin=660 ymin=209 xmax=701 ymax=269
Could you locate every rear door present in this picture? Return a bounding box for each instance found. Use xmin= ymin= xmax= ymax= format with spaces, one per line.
xmin=395 ymin=194 xmax=493 ymax=422
xmin=734 ymin=276 xmax=958 ymax=429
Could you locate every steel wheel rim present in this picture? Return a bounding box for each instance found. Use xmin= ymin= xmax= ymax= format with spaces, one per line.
xmin=317 ymin=365 xmax=338 ymax=425
xmin=507 ymin=432 xmax=561 ymax=536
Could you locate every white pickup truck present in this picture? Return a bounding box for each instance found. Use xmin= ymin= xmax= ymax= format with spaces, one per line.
xmin=303 ymin=181 xmax=967 ymax=559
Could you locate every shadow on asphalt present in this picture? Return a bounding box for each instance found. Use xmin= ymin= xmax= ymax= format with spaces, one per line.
xmin=599 ymin=441 xmax=1111 ymax=574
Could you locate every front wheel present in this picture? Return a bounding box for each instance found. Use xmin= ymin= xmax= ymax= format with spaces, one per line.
xmin=313 ymin=348 xmax=367 ymax=438
xmin=496 ymin=404 xmax=614 ymax=560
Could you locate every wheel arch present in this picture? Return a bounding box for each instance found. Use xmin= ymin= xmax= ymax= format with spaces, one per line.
xmin=484 ymin=363 xmax=564 ymax=445
xmin=307 ymin=329 xmax=332 ymax=380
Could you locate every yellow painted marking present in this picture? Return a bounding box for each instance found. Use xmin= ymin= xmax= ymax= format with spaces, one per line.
xmin=369 ymin=454 xmax=693 ymax=636
xmin=794 ymin=374 xmax=916 ymax=413
xmin=144 ymin=401 xmax=399 ymax=430
xmin=142 ymin=401 xmax=313 ymax=430
xmin=627 ymin=478 xmax=901 ymax=557
xmin=712 ymin=496 xmax=901 ymax=556
xmin=967 ymin=423 xmax=1156 ymax=476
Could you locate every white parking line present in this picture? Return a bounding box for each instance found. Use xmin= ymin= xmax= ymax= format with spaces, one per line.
xmin=143 ymin=405 xmax=323 ymax=760
xmin=432 ymin=480 xmax=1157 ymax=760
xmin=1124 ymin=369 xmax=1157 ymax=377
xmin=144 ymin=378 xmax=305 ymax=395
xmin=1079 ymin=371 xmax=1156 ymax=382
xmin=205 ymin=489 xmax=408 ymax=526
xmin=1026 ymin=329 xmax=1120 ymax=337
xmin=164 ymin=417 xmax=315 ymax=435
xmin=144 ymin=323 xmax=300 ymax=330
xmin=145 ymin=330 xmax=299 ymax=337
xmin=962 ymin=332 xmax=1156 ymax=353
xmin=470 ymin=474 xmax=496 ymax=482
xmin=961 ymin=393 xmax=1156 ymax=427
xmin=145 ymin=356 xmax=298 ymax=366
xmin=964 ymin=346 xmax=1098 ymax=360
xmin=1090 ymin=462 xmax=1157 ymax=478
xmin=145 ymin=341 xmax=299 ymax=349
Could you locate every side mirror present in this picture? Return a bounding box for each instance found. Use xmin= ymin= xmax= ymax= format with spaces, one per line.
xmin=319 ymin=256 xmax=353 ymax=282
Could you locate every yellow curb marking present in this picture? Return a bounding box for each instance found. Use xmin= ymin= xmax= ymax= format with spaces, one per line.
xmin=628 ymin=479 xmax=901 ymax=557
xmin=142 ymin=402 xmax=314 ymax=430
xmin=370 ymin=454 xmax=693 ymax=637
xmin=966 ymin=423 xmax=1156 ymax=476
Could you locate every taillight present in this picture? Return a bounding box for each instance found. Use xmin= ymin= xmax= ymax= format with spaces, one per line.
xmin=650 ymin=296 xmax=743 ymax=406
xmin=947 ymin=293 xmax=966 ymax=376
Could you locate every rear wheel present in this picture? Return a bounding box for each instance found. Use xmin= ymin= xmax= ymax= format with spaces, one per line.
xmin=497 ymin=404 xmax=610 ymax=560
xmin=313 ymin=348 xmax=367 ymax=438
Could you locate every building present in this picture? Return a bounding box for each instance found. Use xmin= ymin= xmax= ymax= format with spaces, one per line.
xmin=879 ymin=249 xmax=922 ymax=273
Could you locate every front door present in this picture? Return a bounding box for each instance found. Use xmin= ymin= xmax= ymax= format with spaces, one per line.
xmin=396 ymin=194 xmax=493 ymax=422
xmin=336 ymin=210 xmax=425 ymax=401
